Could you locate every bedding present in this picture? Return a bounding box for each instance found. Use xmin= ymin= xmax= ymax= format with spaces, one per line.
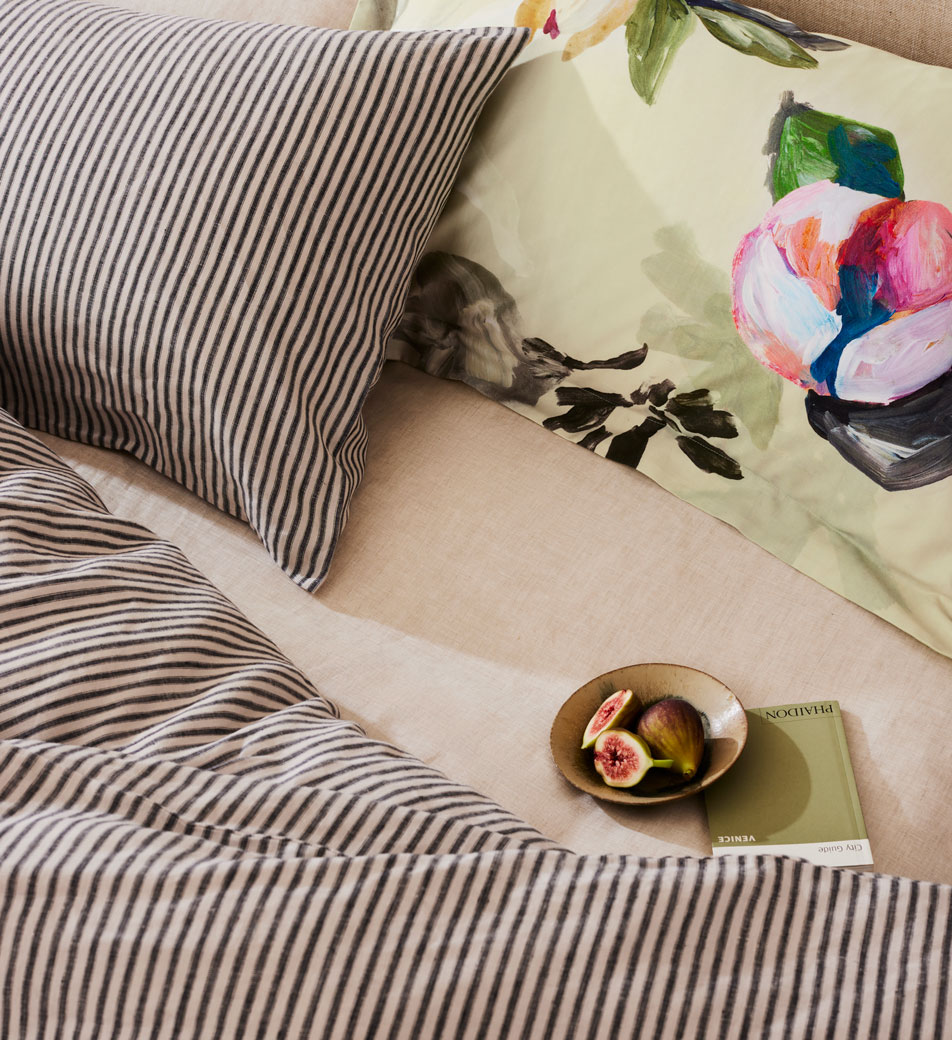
xmin=0 ymin=0 xmax=526 ymax=590
xmin=2 ymin=407 xmax=951 ymax=1036
xmin=2 ymin=0 xmax=952 ymax=1033
xmin=360 ymin=0 xmax=952 ymax=666
xmin=99 ymin=0 xmax=356 ymax=24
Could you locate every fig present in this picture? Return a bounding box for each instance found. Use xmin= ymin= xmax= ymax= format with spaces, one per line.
xmin=635 ymin=698 xmax=705 ymax=779
xmin=592 ymin=729 xmax=674 ymax=788
xmin=581 ymin=688 xmax=635 ymax=749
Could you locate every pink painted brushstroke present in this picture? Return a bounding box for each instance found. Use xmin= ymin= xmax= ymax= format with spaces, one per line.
xmin=731 ymin=180 xmax=952 ymax=403
xmin=840 ymin=198 xmax=952 ymax=314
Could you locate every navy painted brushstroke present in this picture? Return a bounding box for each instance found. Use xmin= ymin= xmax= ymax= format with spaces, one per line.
xmin=810 ymin=265 xmax=892 ymax=395
xmin=828 ymin=123 xmax=903 ymax=198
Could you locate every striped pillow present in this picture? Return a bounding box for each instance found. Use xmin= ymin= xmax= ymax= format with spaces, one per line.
xmin=0 ymin=0 xmax=527 ymax=590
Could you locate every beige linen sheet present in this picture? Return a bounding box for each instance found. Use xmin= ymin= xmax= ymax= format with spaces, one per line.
xmin=9 ymin=401 xmax=950 ymax=1039
xmin=57 ymin=0 xmax=951 ymax=885
xmin=40 ymin=361 xmax=952 ymax=884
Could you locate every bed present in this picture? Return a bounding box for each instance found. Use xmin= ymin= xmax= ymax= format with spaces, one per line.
xmin=1 ymin=0 xmax=951 ymax=1035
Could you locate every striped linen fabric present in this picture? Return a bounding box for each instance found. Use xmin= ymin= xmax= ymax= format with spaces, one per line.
xmin=1 ymin=410 xmax=951 ymax=1037
xmin=0 ymin=0 xmax=527 ymax=591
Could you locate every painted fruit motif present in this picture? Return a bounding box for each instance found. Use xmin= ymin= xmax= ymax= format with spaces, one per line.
xmin=592 ymin=729 xmax=674 ymax=788
xmin=731 ymin=179 xmax=952 ymax=406
xmin=636 ymin=698 xmax=706 ymax=778
xmin=580 ymin=688 xmax=634 ymax=749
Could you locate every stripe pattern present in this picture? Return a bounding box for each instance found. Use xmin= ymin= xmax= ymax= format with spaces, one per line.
xmin=1 ymin=410 xmax=951 ymax=1038
xmin=0 ymin=0 xmax=527 ymax=590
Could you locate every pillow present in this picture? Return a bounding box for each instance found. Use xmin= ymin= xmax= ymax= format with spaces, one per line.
xmin=0 ymin=0 xmax=526 ymax=590
xmin=356 ymin=0 xmax=952 ymax=660
xmin=105 ymin=0 xmax=356 ymax=28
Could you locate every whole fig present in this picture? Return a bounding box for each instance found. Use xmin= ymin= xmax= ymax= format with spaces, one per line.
xmin=635 ymin=698 xmax=705 ymax=779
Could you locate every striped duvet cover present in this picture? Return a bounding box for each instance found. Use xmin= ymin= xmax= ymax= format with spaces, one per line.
xmin=0 ymin=406 xmax=949 ymax=1038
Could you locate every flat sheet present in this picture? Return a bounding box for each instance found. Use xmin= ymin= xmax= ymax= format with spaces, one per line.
xmin=39 ymin=363 xmax=952 ymax=885
xmin=4 ymin=408 xmax=951 ymax=1038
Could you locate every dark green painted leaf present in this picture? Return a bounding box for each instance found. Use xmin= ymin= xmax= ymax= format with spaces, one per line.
xmin=669 ymin=388 xmax=712 ymax=405
xmin=625 ymin=0 xmax=695 ymax=106
xmin=647 ymin=379 xmax=676 ymax=406
xmin=772 ymin=105 xmax=903 ymax=202
xmin=629 ymin=379 xmax=675 ymax=406
xmin=676 ymin=435 xmax=744 ymax=479
xmin=692 ymin=5 xmax=817 ymax=69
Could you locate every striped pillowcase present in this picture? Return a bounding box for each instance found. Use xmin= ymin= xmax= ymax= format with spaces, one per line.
xmin=0 ymin=0 xmax=527 ymax=589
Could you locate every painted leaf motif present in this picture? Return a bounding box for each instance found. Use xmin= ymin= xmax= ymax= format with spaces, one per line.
xmin=625 ymin=0 xmax=694 ymax=105
xmin=544 ymin=386 xmax=632 ymax=433
xmin=579 ymin=426 xmax=612 ymax=450
xmin=692 ymin=4 xmax=817 ymax=68
xmin=772 ymin=104 xmax=904 ymax=202
xmin=665 ymin=389 xmax=739 ymax=438
xmin=606 ymin=415 xmax=667 ymax=467
xmin=676 ymin=435 xmax=744 ymax=479
xmin=630 ymin=378 xmax=675 ymax=406
xmin=692 ymin=1 xmax=847 ymax=52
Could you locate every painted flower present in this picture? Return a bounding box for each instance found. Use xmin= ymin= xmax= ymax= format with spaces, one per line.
xmin=731 ymin=179 xmax=952 ymax=405
xmin=514 ymin=0 xmax=846 ymax=89
xmin=515 ymin=0 xmax=637 ymax=60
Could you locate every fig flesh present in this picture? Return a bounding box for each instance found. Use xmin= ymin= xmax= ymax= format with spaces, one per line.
xmin=581 ymin=688 xmax=634 ymax=749
xmin=636 ymin=698 xmax=705 ymax=779
xmin=593 ymin=729 xmax=674 ymax=788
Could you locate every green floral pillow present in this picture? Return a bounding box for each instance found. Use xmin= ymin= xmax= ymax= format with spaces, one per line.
xmin=358 ymin=0 xmax=952 ymax=660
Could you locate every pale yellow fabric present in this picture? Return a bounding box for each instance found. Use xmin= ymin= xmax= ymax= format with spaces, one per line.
xmin=40 ymin=362 xmax=952 ymax=884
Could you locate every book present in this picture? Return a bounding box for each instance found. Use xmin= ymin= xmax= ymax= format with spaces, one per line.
xmin=703 ymin=700 xmax=872 ymax=868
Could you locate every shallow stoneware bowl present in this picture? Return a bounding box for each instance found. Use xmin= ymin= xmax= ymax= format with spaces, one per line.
xmin=551 ymin=663 xmax=748 ymax=805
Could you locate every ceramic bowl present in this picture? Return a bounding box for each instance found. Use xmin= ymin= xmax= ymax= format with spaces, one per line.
xmin=550 ymin=662 xmax=747 ymax=805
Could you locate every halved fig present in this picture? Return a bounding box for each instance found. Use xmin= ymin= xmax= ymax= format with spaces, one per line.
xmin=593 ymin=729 xmax=674 ymax=788
xmin=581 ymin=689 xmax=635 ymax=749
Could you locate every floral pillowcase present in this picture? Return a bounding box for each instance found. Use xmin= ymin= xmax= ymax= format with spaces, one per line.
xmin=358 ymin=0 xmax=952 ymax=660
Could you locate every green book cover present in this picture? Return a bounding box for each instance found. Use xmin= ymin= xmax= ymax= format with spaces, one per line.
xmin=704 ymin=700 xmax=872 ymax=868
